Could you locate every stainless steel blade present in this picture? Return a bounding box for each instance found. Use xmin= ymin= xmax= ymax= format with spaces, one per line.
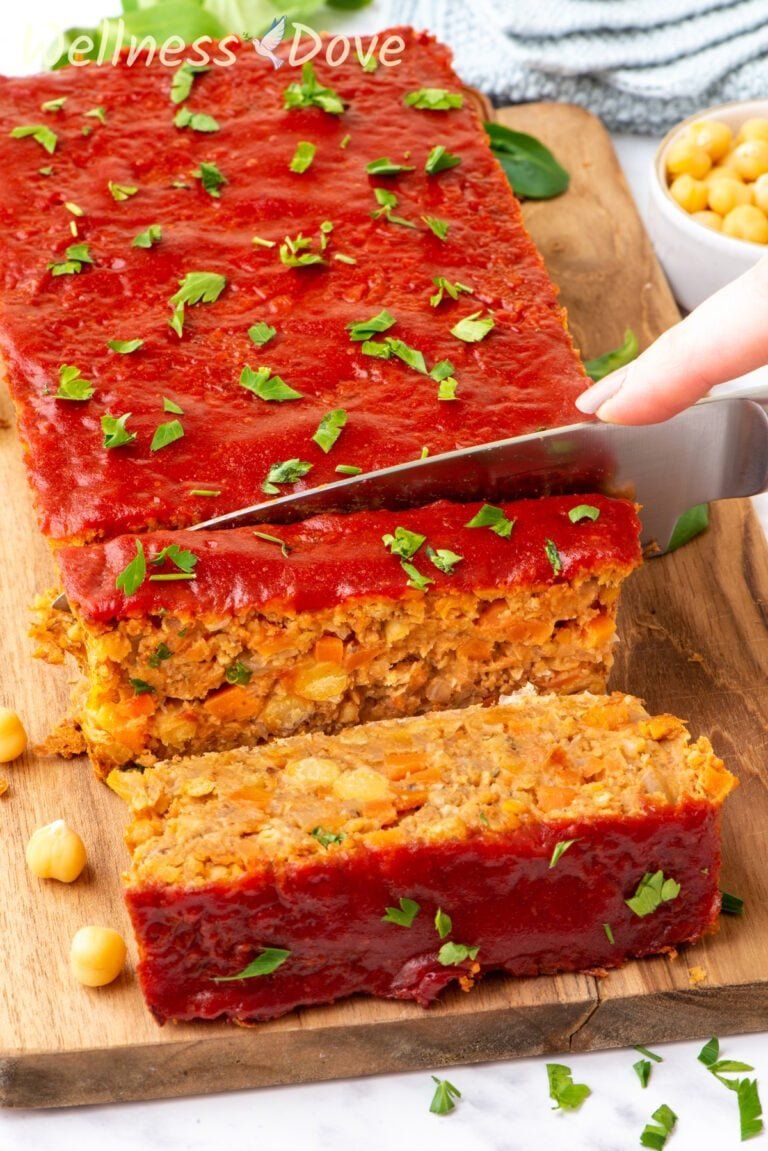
xmin=190 ymin=398 xmax=768 ymax=552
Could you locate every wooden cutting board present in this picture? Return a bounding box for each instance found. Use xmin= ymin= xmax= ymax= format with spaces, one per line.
xmin=2 ymin=101 xmax=768 ymax=1110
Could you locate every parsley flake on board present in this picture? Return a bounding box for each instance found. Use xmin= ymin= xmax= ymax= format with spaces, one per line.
xmin=174 ymin=107 xmax=219 ymax=133
xmin=549 ymin=839 xmax=578 ymax=868
xmin=10 ymin=124 xmax=57 ymax=154
xmin=465 ymin=504 xmax=514 ymax=538
xmin=289 ymin=140 xmax=316 ymax=173
xmin=404 ymin=89 xmax=463 ymax=111
xmin=262 ymin=458 xmax=313 ymax=494
xmin=132 ymin=224 xmax=162 ymax=248
xmin=311 ymin=827 xmax=345 ymax=849
xmin=626 ymin=871 xmax=680 ymax=917
xmin=347 ymin=309 xmax=396 ymax=341
xmin=546 ymin=1063 xmax=591 ymax=1111
xmin=425 ymin=144 xmax=462 ymax=174
xmin=284 ymin=63 xmax=345 ymax=115
xmin=313 ymin=408 xmax=347 ymax=453
xmin=568 ymin=504 xmax=600 ymax=523
xmin=163 ymin=397 xmax=183 ymax=414
xmin=370 ymin=187 xmax=417 ymax=229
xmin=194 ymin=161 xmax=227 ymax=198
xmin=426 ymin=546 xmax=463 ymax=574
xmin=430 ymin=276 xmax=472 ymax=307
xmin=49 ymin=242 xmax=93 ymax=276
xmin=365 ymin=157 xmax=415 ymax=176
xmin=55 ymin=364 xmax=94 ymax=401
xmin=721 ymin=891 xmax=745 ymax=915
xmin=640 ymin=1104 xmax=677 ymax=1149
xmin=240 ymin=365 xmax=302 ymax=402
xmin=225 ymin=661 xmax=253 ymax=685
xmin=421 ymin=215 xmax=449 ymax=240
xmin=213 ymin=948 xmax=290 ymax=981
xmin=101 ymin=412 xmax=135 ymax=449
xmin=150 ymin=419 xmax=184 ymax=452
xmin=451 ymin=310 xmax=494 ymax=343
xmin=253 ymin=531 xmax=291 ymax=557
xmin=115 ymin=540 xmax=146 ymax=594
xmin=544 ymin=538 xmax=563 ymax=575
xmin=698 ymin=1035 xmax=763 ymax=1139
xmin=437 ymin=941 xmax=479 ymax=966
xmin=170 ymin=61 xmax=210 ymax=105
xmin=382 ymin=897 xmax=420 ymax=927
xmin=247 ymin=322 xmax=276 ymax=347
xmin=635 ymin=1045 xmax=664 ymax=1063
xmin=634 ymin=1059 xmax=652 ymax=1089
xmin=169 ymin=271 xmax=226 ymax=336
xmin=429 ymin=1077 xmax=461 ymax=1116
xmin=107 ymin=338 xmax=143 ymax=354
xmin=434 ymin=908 xmax=452 ymax=938
xmin=108 ymin=181 xmax=138 ymax=202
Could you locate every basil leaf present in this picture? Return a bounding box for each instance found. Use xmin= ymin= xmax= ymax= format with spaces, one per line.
xmin=485 ymin=122 xmax=569 ymax=200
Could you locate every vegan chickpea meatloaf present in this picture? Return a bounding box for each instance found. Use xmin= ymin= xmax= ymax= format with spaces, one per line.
xmin=0 ymin=28 xmax=590 ymax=545
xmin=34 ymin=496 xmax=641 ymax=776
xmin=111 ymin=689 xmax=735 ymax=1024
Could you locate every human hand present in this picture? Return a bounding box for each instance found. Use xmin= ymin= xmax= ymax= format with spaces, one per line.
xmin=575 ymin=254 xmax=768 ymax=424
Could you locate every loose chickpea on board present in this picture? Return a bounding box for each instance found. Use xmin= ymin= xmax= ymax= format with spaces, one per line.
xmin=666 ymin=116 xmax=768 ymax=244
xmin=0 ymin=707 xmax=26 ymax=762
xmin=26 ymin=820 xmax=87 ymax=883
xmin=70 ymin=927 xmax=126 ymax=988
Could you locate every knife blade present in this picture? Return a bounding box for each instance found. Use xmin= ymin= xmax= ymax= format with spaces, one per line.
xmin=190 ymin=396 xmax=768 ymax=552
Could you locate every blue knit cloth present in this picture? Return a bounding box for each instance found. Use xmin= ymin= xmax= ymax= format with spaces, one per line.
xmin=386 ymin=0 xmax=768 ymax=133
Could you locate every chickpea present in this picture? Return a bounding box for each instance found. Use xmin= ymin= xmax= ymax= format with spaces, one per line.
xmin=691 ymin=210 xmax=723 ymax=232
xmin=70 ymin=926 xmax=126 ymax=987
xmin=732 ymin=140 xmax=768 ymax=181
xmin=666 ymin=138 xmax=712 ymax=180
xmin=754 ymin=173 xmax=768 ymax=214
xmin=0 ymin=707 xmax=27 ymax=763
xmin=737 ymin=118 xmax=768 ymax=145
xmin=708 ymin=178 xmax=752 ymax=216
xmin=669 ymin=174 xmax=709 ymax=213
xmin=688 ymin=119 xmax=733 ymax=161
xmin=722 ymin=204 xmax=768 ymax=244
xmin=706 ymin=165 xmax=740 ymax=184
xmin=26 ymin=819 xmax=87 ymax=882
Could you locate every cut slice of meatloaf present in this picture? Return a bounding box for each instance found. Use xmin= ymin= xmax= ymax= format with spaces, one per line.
xmin=110 ymin=688 xmax=736 ymax=1024
xmin=34 ymin=496 xmax=641 ymax=776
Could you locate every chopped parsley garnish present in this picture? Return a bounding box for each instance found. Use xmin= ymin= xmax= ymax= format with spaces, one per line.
xmin=385 ymin=337 xmax=427 ymax=374
xmin=41 ymin=97 xmax=67 ymax=113
xmin=426 ymin=546 xmax=462 ymax=574
xmin=55 ymin=364 xmax=94 ymax=401
xmin=49 ymin=242 xmax=93 ymax=276
xmin=252 ymin=235 xmax=276 ymax=249
xmin=626 ymin=870 xmax=681 ymax=918
xmin=225 ymin=660 xmax=253 ymax=685
xmin=107 ymin=338 xmax=143 ymax=354
xmin=284 ymin=63 xmax=345 ymax=115
xmin=163 ymin=397 xmax=183 ymax=414
xmin=544 ymin=538 xmax=563 ymax=575
xmin=340 ymin=133 xmax=351 ymax=149
xmin=451 ymin=310 xmax=494 ymax=343
xmin=382 ymin=526 xmax=426 ymax=560
xmin=129 ymin=678 xmax=154 ymax=695
xmin=150 ymin=543 xmax=198 ymax=574
xmin=212 ymin=948 xmax=290 ymax=982
xmin=169 ymin=271 xmax=226 ymax=336
xmin=402 ymin=562 xmax=433 ymax=591
xmin=546 ymin=1063 xmax=591 ymax=1111
xmin=437 ymin=941 xmax=479 ymax=966
xmin=549 ymin=839 xmax=578 ymax=868
xmin=262 ymin=458 xmax=313 ymax=494
xmin=38 ymin=166 xmax=53 ymax=177
xmin=170 ymin=61 xmax=210 ymax=105
xmin=174 ymin=107 xmax=219 ymax=133
xmin=311 ymin=827 xmax=346 ymax=849
xmin=347 ymin=309 xmax=396 ymax=341
xmin=634 ymin=1059 xmax=652 ymax=1089
xmin=425 ymin=145 xmax=462 ymax=175
xmin=382 ymin=897 xmax=420 ymax=926
xmin=248 ymin=322 xmax=277 ymax=348
xmin=603 ymin=922 xmax=615 ymax=944
xmin=404 ymin=89 xmax=463 ymax=111
xmin=430 ymin=276 xmax=472 ymax=307
xmin=640 ymin=1105 xmax=677 ymax=1149
xmin=150 ymin=419 xmax=184 ymax=452
xmin=108 ymin=181 xmax=138 ymax=202
xmin=721 ymin=891 xmax=744 ymax=915
xmin=568 ymin=504 xmax=600 ymax=524
xmin=148 ymin=643 xmax=172 ymax=668
xmin=370 ymin=187 xmax=417 ymax=229
xmin=437 ymin=378 xmax=457 ymax=400
xmin=313 ymin=408 xmax=347 ymax=453
xmin=465 ymin=504 xmax=514 ymax=538
xmin=85 ymin=106 xmax=107 ymax=125
xmin=290 ymin=141 xmax=316 ymax=174
xmin=240 ymin=365 xmax=302 ymax=402
xmin=365 ymin=157 xmax=415 ymax=176
xmin=132 ymin=224 xmax=162 ymax=249
xmin=253 ymin=531 xmax=291 ymax=557
xmin=434 ymin=908 xmax=452 ymax=938
xmin=279 ymin=231 xmax=327 ymax=268
xmin=115 ymin=541 xmax=146 ymax=595
xmin=191 ymin=488 xmax=220 ymax=497
xmin=333 ymin=253 xmax=357 ymax=265
xmin=194 ymin=161 xmax=227 ymax=198
xmin=10 ymin=124 xmax=57 ymax=154
xmin=635 ymin=1045 xmax=664 ymax=1063
xmin=422 ymin=215 xmax=449 ymax=240
xmin=64 ymin=202 xmax=84 ymax=217
xmin=429 ymin=1077 xmax=461 ymax=1116
xmin=101 ymin=412 xmax=136 ymax=449
xmin=336 ymin=464 xmax=362 ymax=475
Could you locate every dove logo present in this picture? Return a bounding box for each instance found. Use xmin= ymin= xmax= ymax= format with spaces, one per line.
xmin=250 ymin=16 xmax=286 ymax=70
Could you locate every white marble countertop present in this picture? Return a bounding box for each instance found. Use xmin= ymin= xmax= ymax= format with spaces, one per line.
xmin=2 ymin=4 xmax=767 ymax=1148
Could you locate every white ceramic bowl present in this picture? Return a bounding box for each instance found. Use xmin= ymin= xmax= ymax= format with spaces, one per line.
xmin=648 ymin=98 xmax=768 ymax=311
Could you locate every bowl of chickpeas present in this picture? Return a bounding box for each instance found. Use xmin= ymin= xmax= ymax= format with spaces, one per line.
xmin=648 ymin=100 xmax=768 ymax=310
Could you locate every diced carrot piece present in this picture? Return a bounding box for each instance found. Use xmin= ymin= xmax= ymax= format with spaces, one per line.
xmin=119 ymin=694 xmax=157 ymax=720
xmin=459 ymin=638 xmax=493 ymax=661
xmin=383 ymin=751 xmax=425 ymax=780
xmin=256 ymin=634 xmax=295 ymax=656
xmin=393 ymin=789 xmax=429 ymax=811
xmin=203 ymin=685 xmax=262 ymax=722
xmin=503 ymin=618 xmax=552 ymax=644
xmin=583 ymin=611 xmax=616 ymax=649
xmin=537 ymin=785 xmax=577 ymax=812
xmin=344 ymin=645 xmax=379 ymax=671
xmin=227 ymin=785 xmax=273 ymax=807
xmin=639 ymin=715 xmax=684 ymax=742
xmin=314 ymin=635 xmax=345 ymax=664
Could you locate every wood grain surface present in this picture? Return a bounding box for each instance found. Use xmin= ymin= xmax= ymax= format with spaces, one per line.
xmin=1 ymin=101 xmax=766 ymax=1109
